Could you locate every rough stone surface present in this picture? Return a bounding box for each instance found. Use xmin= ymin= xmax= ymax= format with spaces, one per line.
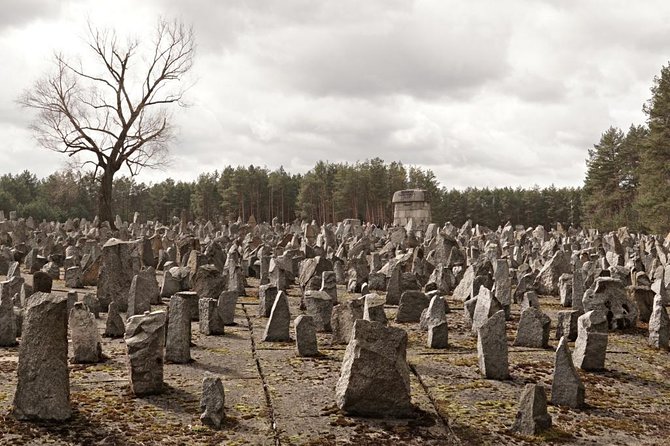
xmin=69 ymin=302 xmax=103 ymax=363
xmin=294 ymin=315 xmax=319 ymax=357
xmin=514 ymin=307 xmax=551 ymax=348
xmin=331 ymin=298 xmax=365 ymax=345
xmin=97 ymin=238 xmax=139 ymax=312
xmin=303 ymin=290 xmax=333 ymax=332
xmin=125 ymin=311 xmax=166 ymax=396
xmin=258 ymin=284 xmax=278 ymax=317
xmin=555 ymin=310 xmax=581 ymax=342
xmin=477 ymin=310 xmax=509 ymax=380
xmin=420 ymin=295 xmax=447 ymax=330
xmin=0 ymin=281 xmax=17 ymax=346
xmin=584 ymin=277 xmax=638 ymax=329
xmin=104 ymin=301 xmax=125 ymax=338
xmin=262 ymin=291 xmax=291 ymax=342
xmin=199 ymin=298 xmax=224 ymax=335
xmin=165 ymin=293 xmax=192 ymax=363
xmin=32 ymin=271 xmax=53 ymax=293
xmin=200 ymin=373 xmax=225 ymax=429
xmin=13 ymin=292 xmax=71 ymax=420
xmin=427 ymin=321 xmax=448 ymax=349
xmin=551 ymin=336 xmax=585 ymax=408
xmin=65 ymin=266 xmax=83 ymax=288
xmin=335 ymin=319 xmax=412 ymax=417
xmin=511 ymin=384 xmax=552 ymax=435
xmin=396 ymin=290 xmax=430 ymax=323
xmin=127 ymin=272 xmax=153 ymax=317
xmin=363 ymin=293 xmax=388 ymax=325
xmin=534 ymin=250 xmax=570 ymax=295
xmin=573 ymin=310 xmax=608 ymax=371
xmin=471 ymin=286 xmax=502 ymax=335
xmin=648 ymin=294 xmax=669 ymax=350
xmin=558 ymin=273 xmax=573 ymax=307
xmin=217 ymin=290 xmax=238 ymax=325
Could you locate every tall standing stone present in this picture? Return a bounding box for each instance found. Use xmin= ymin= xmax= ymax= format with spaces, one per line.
xmin=69 ymin=302 xmax=103 ymax=363
xmin=128 ymin=273 xmax=153 ymax=317
xmin=493 ymin=259 xmax=511 ymax=314
xmin=558 ymin=273 xmax=573 ymax=307
xmin=471 ymin=286 xmax=502 ymax=335
xmin=477 ymin=310 xmax=509 ymax=380
xmin=262 ymin=290 xmax=291 ymax=342
xmin=511 ymin=384 xmax=552 ymax=435
xmin=551 ymin=336 xmax=585 ymax=408
xmin=385 ymin=263 xmax=402 ymax=305
xmin=514 ymin=307 xmax=551 ymax=348
xmin=97 ymin=238 xmax=139 ymax=312
xmin=200 ymin=373 xmax=225 ymax=429
xmin=217 ymin=290 xmax=238 ymax=325
xmin=363 ymin=293 xmax=388 ymax=325
xmin=125 ymin=311 xmax=166 ymax=396
xmin=258 ymin=284 xmax=278 ymax=317
xmin=648 ymin=294 xmax=669 ymax=350
xmin=199 ymin=298 xmax=224 ymax=335
xmin=572 ymin=310 xmax=608 ymax=371
xmin=303 ymin=290 xmax=333 ymax=332
xmin=331 ymin=297 xmax=365 ymax=345
xmin=0 ymin=281 xmax=17 ymax=346
xmin=13 ymin=292 xmax=71 ymax=420
xmin=335 ymin=319 xmax=412 ymax=417
xmin=294 ymin=315 xmax=319 ymax=357
xmin=320 ymin=271 xmax=338 ymax=304
xmin=396 ymin=290 xmax=430 ymax=323
xmin=165 ymin=293 xmax=192 ymax=363
xmin=104 ymin=301 xmax=125 ymax=338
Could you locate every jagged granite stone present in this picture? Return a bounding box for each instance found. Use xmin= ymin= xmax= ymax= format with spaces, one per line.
xmin=303 ymin=290 xmax=333 ymax=332
xmin=258 ymin=284 xmax=278 ymax=317
xmin=471 ymin=286 xmax=502 ymax=335
xmin=165 ymin=293 xmax=192 ymax=363
xmin=217 ymin=290 xmax=238 ymax=325
xmin=13 ymin=292 xmax=70 ymax=420
xmin=262 ymin=290 xmax=291 ymax=342
xmin=555 ymin=310 xmax=581 ymax=341
xmin=125 ymin=311 xmax=166 ymax=396
xmin=477 ymin=310 xmax=509 ymax=380
xmin=331 ymin=297 xmax=365 ymax=345
xmin=335 ymin=319 xmax=412 ymax=417
xmin=648 ymin=294 xmax=669 ymax=350
xmin=363 ymin=293 xmax=387 ymax=325
xmin=104 ymin=301 xmax=125 ymax=338
xmin=295 ymin=315 xmax=319 ymax=357
xmin=69 ymin=302 xmax=102 ymax=363
xmin=514 ymin=307 xmax=551 ymax=348
xmin=511 ymin=384 xmax=552 ymax=435
xmin=396 ymin=290 xmax=430 ymax=323
xmin=572 ymin=310 xmax=608 ymax=371
xmin=551 ymin=336 xmax=585 ymax=408
xmin=200 ymin=373 xmax=225 ymax=429
xmin=427 ymin=321 xmax=448 ymax=349
xmin=199 ymin=298 xmax=224 ymax=335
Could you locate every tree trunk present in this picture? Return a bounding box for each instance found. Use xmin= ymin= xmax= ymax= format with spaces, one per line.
xmin=98 ymin=167 xmax=115 ymax=228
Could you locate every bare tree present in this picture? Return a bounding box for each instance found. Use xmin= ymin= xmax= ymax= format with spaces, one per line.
xmin=20 ymin=19 xmax=195 ymax=226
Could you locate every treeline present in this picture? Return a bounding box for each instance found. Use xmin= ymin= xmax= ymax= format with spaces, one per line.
xmin=583 ymin=62 xmax=670 ymax=234
xmin=0 ymin=159 xmax=581 ymax=229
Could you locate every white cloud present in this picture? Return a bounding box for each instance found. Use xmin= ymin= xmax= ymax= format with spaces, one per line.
xmin=0 ymin=0 xmax=668 ymax=189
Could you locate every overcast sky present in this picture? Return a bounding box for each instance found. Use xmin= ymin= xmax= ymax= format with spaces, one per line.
xmin=1 ymin=0 xmax=669 ymax=189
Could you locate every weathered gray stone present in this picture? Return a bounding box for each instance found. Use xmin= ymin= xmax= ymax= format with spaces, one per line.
xmin=193 ymin=264 xmax=226 ymax=301
xmin=97 ymin=238 xmax=139 ymax=312
xmin=514 ymin=307 xmax=551 ymax=348
xmin=258 ymin=284 xmax=278 ymax=318
xmin=13 ymin=292 xmax=71 ymax=420
xmin=0 ymin=281 xmax=17 ymax=346
xmin=572 ymin=310 xmax=608 ymax=371
xmin=295 ymin=315 xmax=319 ymax=357
xmin=584 ymin=277 xmax=638 ymax=329
xmin=199 ymin=298 xmax=224 ymax=335
xmin=217 ymin=290 xmax=238 ymax=325
xmin=65 ymin=266 xmax=83 ymax=288
xmin=262 ymin=291 xmax=291 ymax=342
xmin=396 ymin=290 xmax=430 ymax=323
xmin=463 ymin=296 xmax=478 ymax=326
xmin=453 ymin=265 xmax=475 ymax=301
xmin=648 ymin=294 xmax=669 ymax=350
xmin=177 ymin=291 xmax=200 ymax=322
xmin=551 ymin=336 xmax=585 ymax=408
xmin=200 ymin=373 xmax=225 ymax=428
xmin=125 ymin=311 xmax=166 ymax=396
xmin=69 ymin=302 xmax=102 ymax=363
xmin=511 ymin=384 xmax=552 ymax=435
xmin=493 ymin=259 xmax=511 ymax=307
xmin=477 ymin=310 xmax=509 ymax=380
xmin=363 ymin=293 xmax=387 ymax=325
xmin=335 ymin=319 xmax=412 ymax=417
xmin=629 ymin=286 xmax=655 ymax=323
xmin=558 ymin=273 xmax=573 ymax=307
xmin=520 ymin=290 xmax=540 ymax=313
xmin=160 ymin=267 xmax=182 ymax=297
xmin=534 ymin=250 xmax=570 ymax=295
xmin=427 ymin=321 xmax=448 ymax=349
xmin=572 ymin=267 xmax=585 ymax=312
xmin=471 ymin=286 xmax=502 ymax=335
xmin=555 ymin=310 xmax=580 ymax=342
xmin=331 ymin=298 xmax=365 ymax=345
xmin=104 ymin=301 xmax=125 ymax=338
xmin=420 ymin=295 xmax=447 ymax=330
xmin=32 ymin=271 xmax=53 ymax=293
xmin=320 ymin=270 xmax=338 ymax=304
xmin=303 ymin=290 xmax=333 ymax=332
xmin=127 ymin=273 xmax=153 ymax=317
xmin=385 ymin=263 xmax=402 ymax=305
xmin=165 ymin=293 xmax=192 ymax=363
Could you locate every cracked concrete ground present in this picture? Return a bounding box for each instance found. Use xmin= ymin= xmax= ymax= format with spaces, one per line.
xmin=0 ymin=273 xmax=669 ymax=445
